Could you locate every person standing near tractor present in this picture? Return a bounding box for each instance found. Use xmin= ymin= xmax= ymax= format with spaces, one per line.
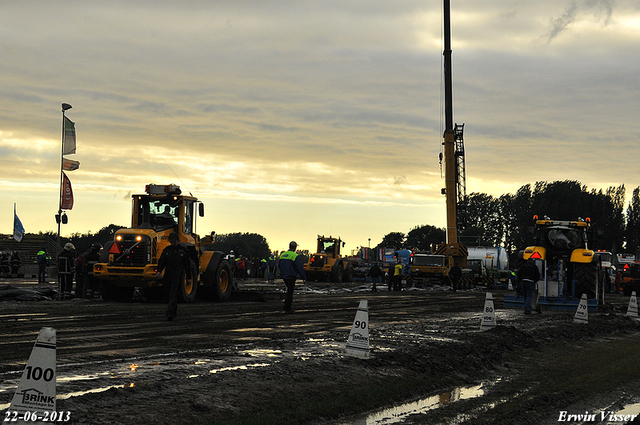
xmin=156 ymin=232 xmax=191 ymax=321
xmin=278 ymin=241 xmax=306 ymax=313
xmin=517 ymin=258 xmax=541 ymax=315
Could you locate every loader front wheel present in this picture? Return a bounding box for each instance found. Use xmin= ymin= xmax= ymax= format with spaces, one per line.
xmin=179 ymin=260 xmax=198 ymax=303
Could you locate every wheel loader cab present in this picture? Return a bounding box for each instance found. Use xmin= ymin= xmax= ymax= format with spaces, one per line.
xmin=133 ymin=194 xmax=198 ymax=242
xmin=320 ymin=241 xmax=336 ymax=257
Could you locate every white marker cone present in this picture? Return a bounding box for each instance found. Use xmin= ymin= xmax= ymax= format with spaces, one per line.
xmin=480 ymin=292 xmax=497 ymax=331
xmin=573 ymin=294 xmax=589 ymax=324
xmin=10 ymin=327 xmax=57 ymax=416
xmin=345 ymin=300 xmax=370 ymax=359
xmin=508 ymin=282 xmax=513 ymax=291
xmin=627 ymin=291 xmax=639 ymax=318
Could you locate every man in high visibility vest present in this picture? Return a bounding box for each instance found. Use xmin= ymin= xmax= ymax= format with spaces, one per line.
xmin=278 ymin=241 xmax=306 ymax=313
xmin=37 ymin=250 xmax=48 ymax=283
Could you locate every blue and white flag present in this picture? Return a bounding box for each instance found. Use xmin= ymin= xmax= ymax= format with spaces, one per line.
xmin=13 ymin=204 xmax=25 ymax=242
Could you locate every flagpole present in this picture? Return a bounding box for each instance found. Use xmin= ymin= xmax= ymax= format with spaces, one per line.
xmin=58 ymin=103 xmax=72 ymax=262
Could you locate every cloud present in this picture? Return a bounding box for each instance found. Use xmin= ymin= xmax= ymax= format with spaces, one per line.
xmin=544 ymin=0 xmax=615 ymax=42
xmin=2 ymin=0 xmax=640 ymax=250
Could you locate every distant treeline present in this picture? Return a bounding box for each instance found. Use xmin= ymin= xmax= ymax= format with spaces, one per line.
xmin=36 ymin=180 xmax=640 ymax=261
xmin=378 ymin=180 xmax=639 ymax=257
xmin=37 ymin=226 xmax=273 ymax=260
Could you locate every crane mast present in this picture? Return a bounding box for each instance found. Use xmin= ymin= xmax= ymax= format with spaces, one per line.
xmin=436 ymin=0 xmax=467 ymax=266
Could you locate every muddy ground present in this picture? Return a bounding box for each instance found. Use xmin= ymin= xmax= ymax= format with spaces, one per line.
xmin=1 ymin=278 xmax=640 ymax=425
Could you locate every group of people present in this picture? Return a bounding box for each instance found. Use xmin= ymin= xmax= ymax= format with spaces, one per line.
xmin=0 ymin=251 xmax=22 ymax=277
xmin=231 ymin=255 xmax=276 ymax=280
xmin=55 ymin=242 xmax=102 ymax=299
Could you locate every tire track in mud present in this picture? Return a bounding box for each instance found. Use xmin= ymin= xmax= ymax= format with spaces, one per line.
xmin=0 ymin=290 xmax=489 ymax=373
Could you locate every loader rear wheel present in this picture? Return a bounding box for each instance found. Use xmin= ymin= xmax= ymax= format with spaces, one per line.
xmin=332 ymin=263 xmax=344 ymax=283
xmin=179 ymin=260 xmax=198 ymax=303
xmin=202 ymin=260 xmax=232 ymax=302
xmin=574 ymin=262 xmax=597 ymax=299
xmin=343 ymin=264 xmax=353 ymax=283
xmin=214 ymin=261 xmax=232 ymax=302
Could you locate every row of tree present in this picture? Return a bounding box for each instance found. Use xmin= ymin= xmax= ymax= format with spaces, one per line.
xmin=38 ymin=227 xmax=272 ymax=260
xmin=377 ymin=180 xmax=640 ymax=258
xmin=37 ymin=180 xmax=640 ymax=262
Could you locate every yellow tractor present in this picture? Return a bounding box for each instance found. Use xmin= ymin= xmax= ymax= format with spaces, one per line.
xmin=304 ymin=235 xmax=353 ymax=282
xmin=93 ymin=184 xmax=233 ymax=302
xmin=505 ymin=216 xmax=603 ymax=310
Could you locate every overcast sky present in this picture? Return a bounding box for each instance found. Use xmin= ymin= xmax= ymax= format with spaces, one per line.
xmin=1 ymin=0 xmax=639 ymax=253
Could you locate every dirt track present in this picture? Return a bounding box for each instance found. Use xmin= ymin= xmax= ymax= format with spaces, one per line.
xmin=2 ymin=279 xmax=640 ymax=424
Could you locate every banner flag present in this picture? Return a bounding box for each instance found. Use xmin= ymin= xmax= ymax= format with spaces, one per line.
xmin=61 ymin=172 xmax=74 ymax=210
xmin=62 ymin=157 xmax=80 ymax=171
xmin=63 ymin=116 xmax=76 ymax=155
xmin=13 ymin=204 xmax=25 ymax=242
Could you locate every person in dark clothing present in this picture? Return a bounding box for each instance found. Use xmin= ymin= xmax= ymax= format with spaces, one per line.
xmin=369 ymin=262 xmax=382 ymax=292
xmin=267 ymin=254 xmax=277 ymax=282
xmin=156 ymin=232 xmax=191 ymax=321
xmin=278 ymin=241 xmax=306 ymax=313
xmin=449 ymin=265 xmax=462 ymax=292
xmin=0 ymin=253 xmax=9 ymax=278
xmin=58 ymin=243 xmax=76 ymax=298
xmin=75 ymin=249 xmax=88 ymax=298
xmin=10 ymin=252 xmax=21 ymax=276
xmin=84 ymin=243 xmax=102 ymax=298
xmin=517 ymin=258 xmax=541 ymax=314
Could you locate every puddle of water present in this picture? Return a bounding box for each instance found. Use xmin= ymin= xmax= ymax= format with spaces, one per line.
xmin=241 ymin=349 xmax=282 ymax=357
xmin=231 ymin=328 xmax=275 ymax=333
xmin=209 ymin=363 xmax=271 ymax=374
xmin=0 ymin=337 xmax=344 ymax=411
xmin=57 ymin=384 xmax=127 ymax=400
xmin=335 ymin=382 xmax=495 ymax=425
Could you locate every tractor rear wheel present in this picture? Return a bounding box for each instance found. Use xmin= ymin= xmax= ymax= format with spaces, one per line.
xmin=574 ymin=262 xmax=597 ymax=299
